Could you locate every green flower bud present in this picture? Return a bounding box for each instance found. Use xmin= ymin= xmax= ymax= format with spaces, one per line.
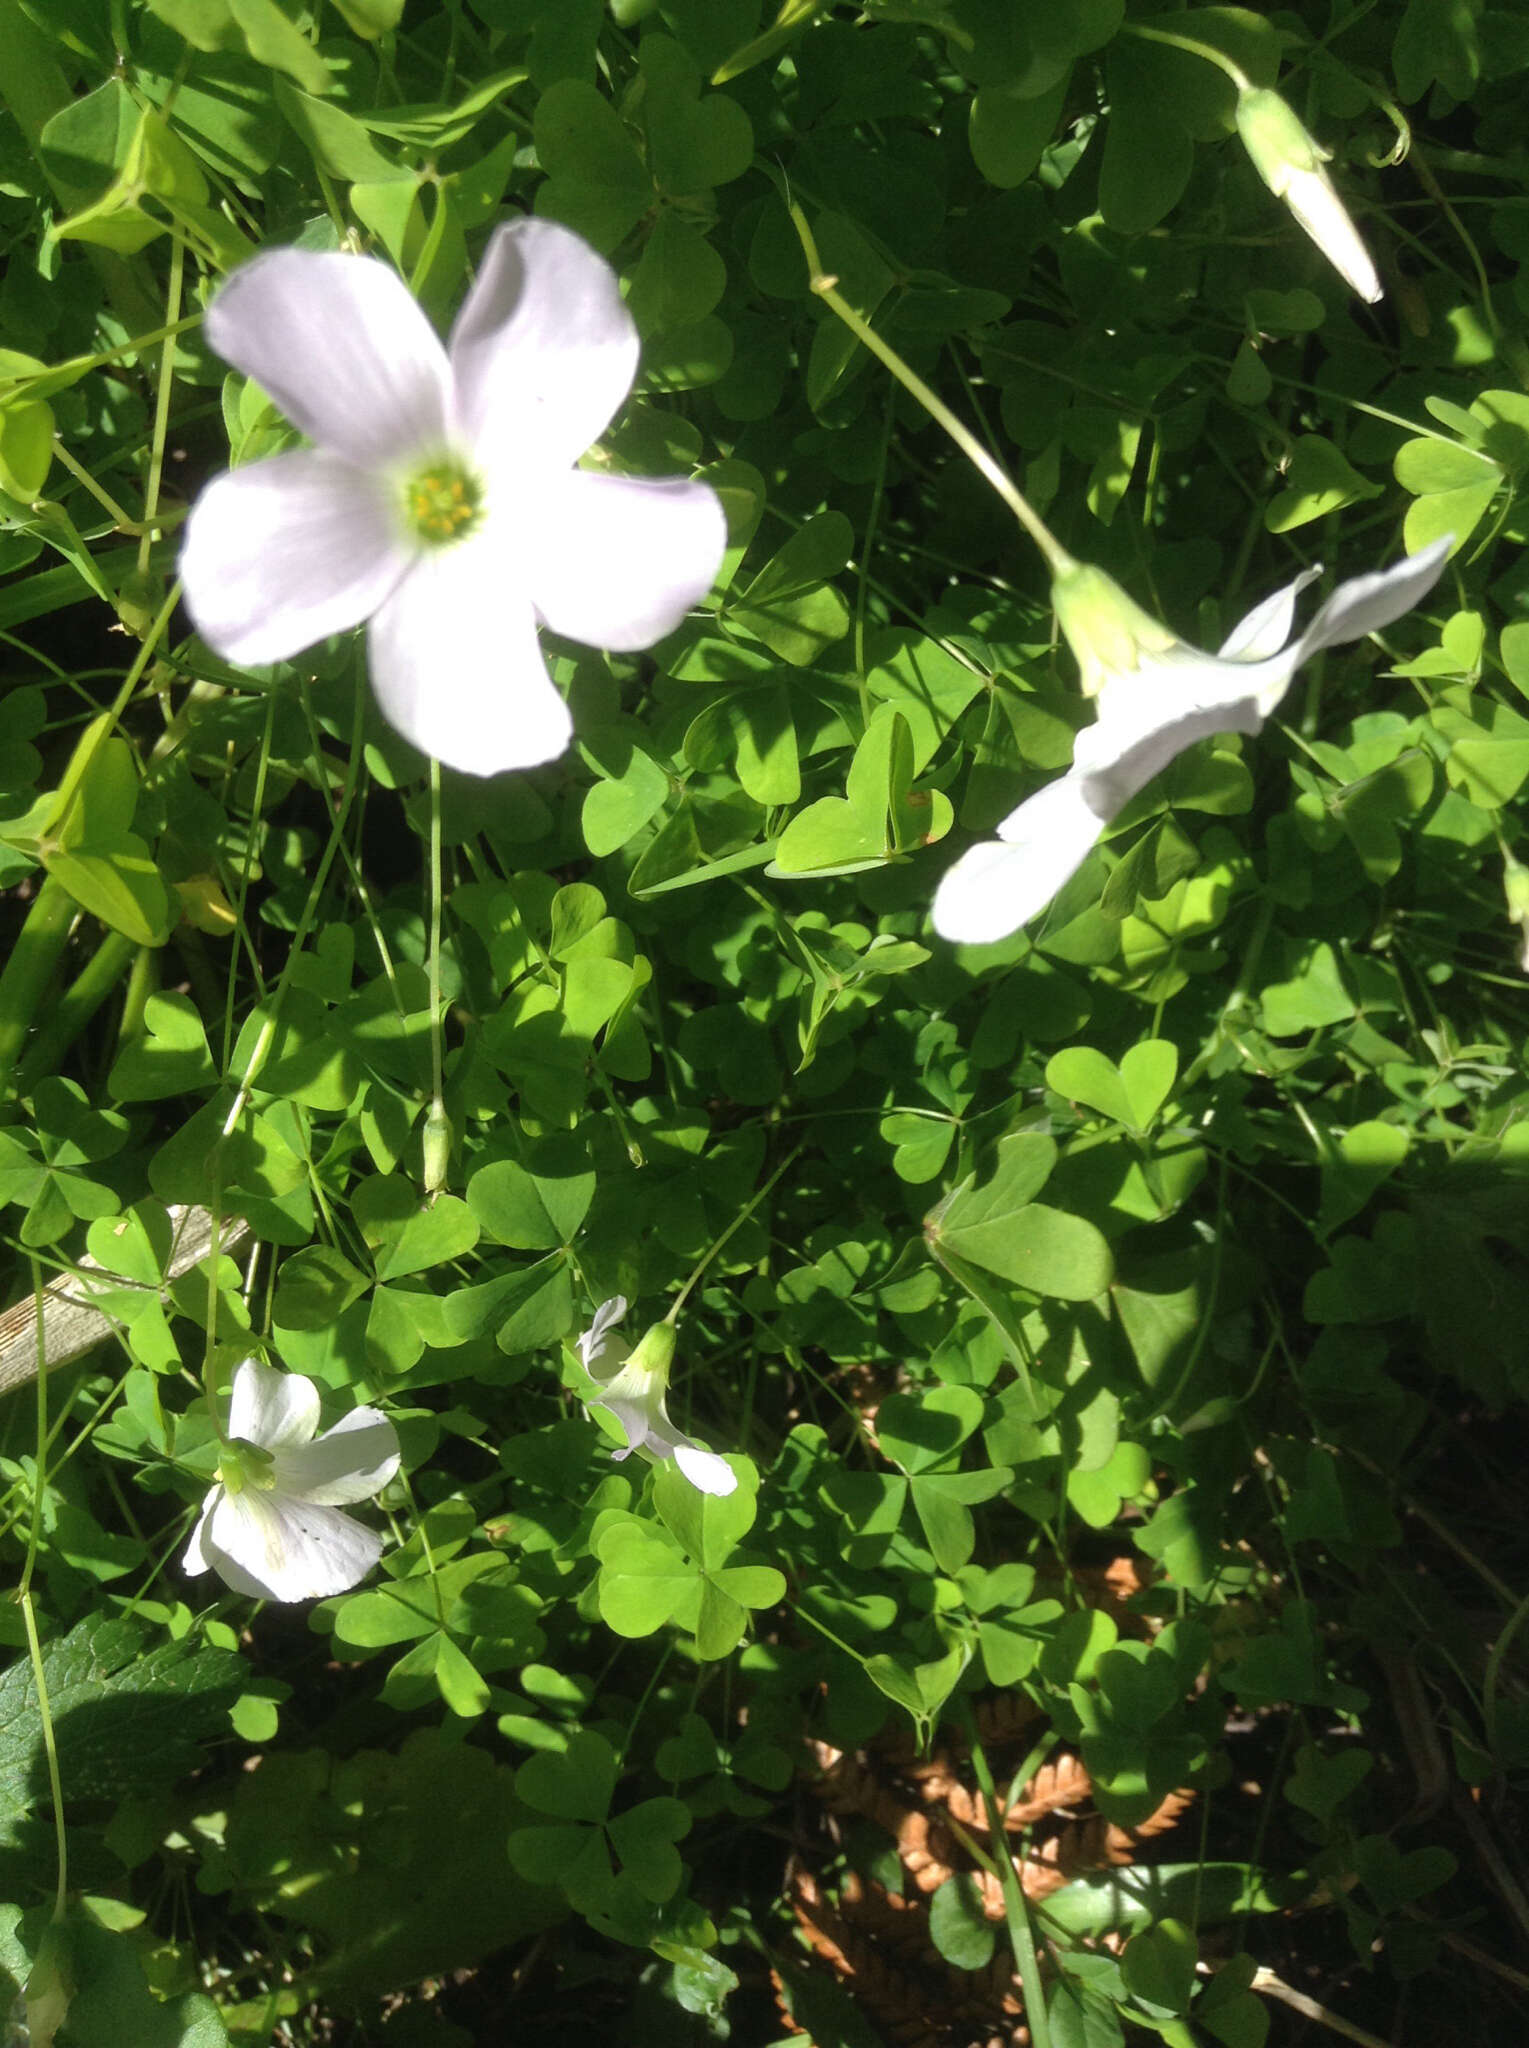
xmin=1235 ymin=87 xmax=1326 ymax=194
xmin=421 ymin=1097 xmax=453 ymax=1195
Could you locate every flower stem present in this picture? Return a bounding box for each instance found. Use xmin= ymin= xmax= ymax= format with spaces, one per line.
xmin=139 ymin=232 xmax=184 ymax=576
xmin=20 ymin=1262 xmax=68 ymax=1919
xmin=785 ymin=201 xmax=1075 ymax=578
xmin=968 ymin=1730 xmax=1054 ymax=2048
xmin=0 ymin=875 xmax=77 ymax=1097
xmin=1122 ymin=19 xmax=1251 ymax=90
xmin=665 ymin=1139 xmax=804 ymax=1324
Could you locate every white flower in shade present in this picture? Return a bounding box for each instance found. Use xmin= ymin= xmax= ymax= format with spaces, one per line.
xmin=933 ymin=538 xmax=1452 ymax=945
xmin=179 ymin=218 xmax=727 ymax=776
xmin=576 ymin=1298 xmax=737 ymax=1496
xmin=1236 ymin=87 xmax=1382 ymax=304
xmin=184 ymin=1358 xmax=400 ymax=1602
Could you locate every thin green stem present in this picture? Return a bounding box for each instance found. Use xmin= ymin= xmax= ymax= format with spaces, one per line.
xmin=786 ymin=201 xmax=1074 ymax=578
xmin=1123 ymin=19 xmax=1251 ymax=90
xmin=968 ymin=1731 xmax=1053 ymax=2048
xmin=666 ymin=1141 xmax=803 ymax=1324
xmin=139 ymin=233 xmax=184 ymax=575
xmin=48 ymin=438 xmax=143 ymax=531
xmin=19 ymin=1262 xmax=67 ymax=1917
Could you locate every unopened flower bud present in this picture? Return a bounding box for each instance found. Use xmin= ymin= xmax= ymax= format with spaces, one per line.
xmin=421 ymin=1098 xmax=452 ymax=1195
xmin=1235 ymin=86 xmax=1382 ymax=304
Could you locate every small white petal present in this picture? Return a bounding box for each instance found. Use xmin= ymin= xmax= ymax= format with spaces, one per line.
xmin=182 ymin=1491 xmax=219 ymax=1576
xmin=366 ymin=529 xmax=573 ymax=775
xmin=204 ymin=1487 xmax=384 ymax=1602
xmin=273 ymin=1407 xmax=401 ymax=1506
xmin=528 ymin=470 xmax=726 ymax=651
xmin=674 ymin=1444 xmax=739 ymax=1497
xmin=181 ymin=451 xmax=413 ymax=667
xmin=1284 ymin=166 xmax=1383 ymax=303
xmin=1288 ymin=537 xmax=1453 ymax=663
xmin=228 ymin=1359 xmax=320 ymax=1451
xmin=450 ymin=218 xmax=639 ymax=475
xmin=579 ymin=1296 xmax=629 ymax=1370
xmin=593 ymin=1392 xmax=656 ymax=1453
xmin=207 ymin=248 xmax=452 ymax=467
xmin=934 ymin=779 xmax=1108 ymax=944
xmin=1217 ymin=565 xmax=1324 ymax=662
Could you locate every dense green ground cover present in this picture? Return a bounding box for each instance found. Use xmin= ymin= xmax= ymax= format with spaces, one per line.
xmin=2 ymin=2 xmax=1529 ymax=2042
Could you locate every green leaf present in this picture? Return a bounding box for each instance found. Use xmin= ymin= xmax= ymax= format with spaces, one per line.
xmin=928 ymin=1873 xmax=996 ymax=1970
xmin=466 ymin=1151 xmax=594 ymax=1249
xmin=274 ymin=79 xmax=398 ymax=180
xmin=534 ymin=80 xmax=650 ymax=252
xmin=727 ymin=511 xmax=853 ymax=665
xmin=273 ymin=1245 xmax=368 ymax=1331
xmin=517 ymin=1730 xmax=617 ymax=1821
xmin=1121 ymin=1917 xmax=1197 ymax=2017
xmin=1264 ymin=435 xmax=1381 ymax=533
xmin=580 ymin=736 xmax=671 ymax=856
xmin=970 ymin=77 xmax=1069 ymax=189
xmin=108 ymin=991 xmax=217 ymax=1099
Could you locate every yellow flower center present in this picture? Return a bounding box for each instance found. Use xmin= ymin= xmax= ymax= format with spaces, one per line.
xmin=402 ymin=457 xmax=483 ymax=546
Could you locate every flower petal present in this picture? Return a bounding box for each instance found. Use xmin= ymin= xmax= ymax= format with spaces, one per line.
xmin=527 ymin=470 xmax=726 ymax=651
xmin=273 ymin=1407 xmax=400 ymax=1506
xmin=579 ymin=1296 xmax=629 ymax=1371
xmin=1217 ymin=565 xmax=1323 ymax=662
xmin=674 ymin=1444 xmax=739 ymax=1497
xmin=203 ymin=1487 xmax=384 ymax=1602
xmin=180 ymin=451 xmax=413 ymax=667
xmin=228 ymin=1359 xmax=320 ymax=1450
xmin=450 ymin=218 xmax=638 ymax=474
xmin=206 ymin=248 xmax=452 ymax=467
xmin=182 ymin=1490 xmax=220 ymax=1576
xmin=366 ymin=531 xmax=573 ymax=775
xmin=1283 ymin=166 xmax=1382 ymax=303
xmin=1289 ymin=537 xmax=1453 ymax=662
xmin=1080 ymin=656 xmax=1267 ymax=814
xmin=590 ymin=1391 xmax=656 ymax=1454
xmin=933 ymin=778 xmax=1111 ymax=944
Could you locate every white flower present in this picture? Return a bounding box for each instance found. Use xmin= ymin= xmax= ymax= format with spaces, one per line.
xmin=1236 ymin=87 xmax=1382 ymax=304
xmin=575 ymin=1298 xmax=737 ymax=1496
xmin=933 ymin=538 xmax=1452 ymax=945
xmin=180 ymin=219 xmax=727 ymax=776
xmin=183 ymin=1358 xmax=400 ymax=1602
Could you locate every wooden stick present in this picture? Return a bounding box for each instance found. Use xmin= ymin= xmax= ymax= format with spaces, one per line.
xmin=0 ymin=1206 xmax=249 ymax=1396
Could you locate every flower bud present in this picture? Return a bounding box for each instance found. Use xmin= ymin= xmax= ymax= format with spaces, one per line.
xmin=1235 ymin=87 xmax=1382 ymax=303
xmin=421 ymin=1098 xmax=452 ymax=1195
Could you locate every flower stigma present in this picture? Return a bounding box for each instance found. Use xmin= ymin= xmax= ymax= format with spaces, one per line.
xmin=402 ymin=455 xmax=483 ymax=546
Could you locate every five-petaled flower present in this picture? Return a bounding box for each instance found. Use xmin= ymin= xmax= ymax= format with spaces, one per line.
xmin=180 ymin=218 xmax=727 ymax=776
xmin=576 ymin=1298 xmax=737 ymax=1496
xmin=184 ymin=1358 xmax=400 ymax=1602
xmin=933 ymin=537 xmax=1452 ymax=946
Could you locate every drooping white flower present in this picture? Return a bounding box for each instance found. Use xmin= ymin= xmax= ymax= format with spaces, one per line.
xmin=180 ymin=219 xmax=727 ymax=776
xmin=575 ymin=1297 xmax=737 ymax=1496
xmin=1236 ymin=87 xmax=1382 ymax=304
xmin=183 ymin=1358 xmax=400 ymax=1601
xmin=933 ymin=538 xmax=1452 ymax=945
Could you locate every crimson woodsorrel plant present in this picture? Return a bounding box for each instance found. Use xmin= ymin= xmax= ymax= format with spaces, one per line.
xmin=1 ymin=4 xmax=1527 ymax=2046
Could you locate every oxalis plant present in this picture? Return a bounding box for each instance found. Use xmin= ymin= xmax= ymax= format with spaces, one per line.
xmin=1 ymin=3 xmax=1528 ymax=2046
